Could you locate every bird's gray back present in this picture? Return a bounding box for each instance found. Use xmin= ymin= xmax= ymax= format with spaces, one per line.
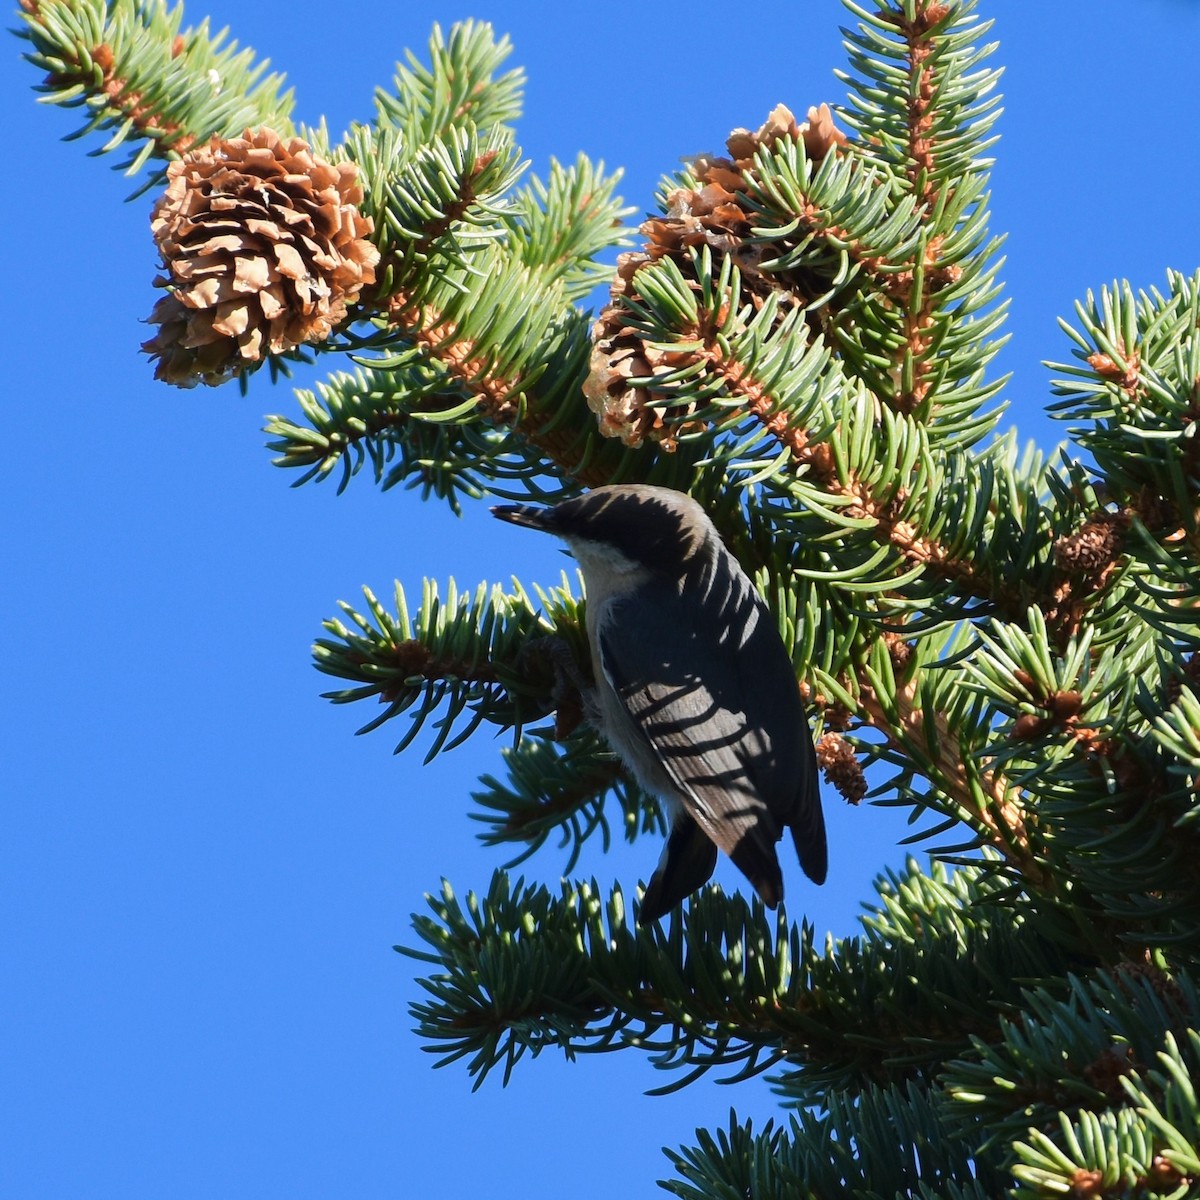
xmin=594 ymin=531 xmax=817 ymax=855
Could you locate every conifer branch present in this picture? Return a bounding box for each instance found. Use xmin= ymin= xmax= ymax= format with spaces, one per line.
xmin=372 ymin=20 xmax=524 ymax=145
xmin=383 ymin=289 xmax=529 ymax=427
xmin=944 ymin=965 xmax=1198 ymax=1149
xmin=402 ymin=862 xmax=1080 ymax=1099
xmin=314 ymin=576 xmax=586 ymax=757
xmin=378 ymin=290 xmax=633 ymax=488
xmin=18 ymin=2 xmax=1200 ymax=1194
xmin=857 ymin=670 xmax=1044 ymax=884
xmin=470 ymin=730 xmax=662 ymax=871
xmin=595 ymin=254 xmax=1010 ymax=605
xmin=264 ymin=365 xmax=515 ymax=503
xmin=890 ymin=1 xmax=953 ymax=202
xmin=18 ymin=0 xmax=294 ymax=186
xmin=837 ymin=0 xmax=1004 ymax=422
xmin=663 ymin=1087 xmax=1005 ymax=1199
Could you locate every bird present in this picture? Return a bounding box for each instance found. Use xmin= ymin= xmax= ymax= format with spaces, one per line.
xmin=491 ymin=484 xmax=826 ymax=925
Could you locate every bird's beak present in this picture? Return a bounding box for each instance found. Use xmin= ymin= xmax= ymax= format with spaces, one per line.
xmin=490 ymin=503 xmax=556 ymax=533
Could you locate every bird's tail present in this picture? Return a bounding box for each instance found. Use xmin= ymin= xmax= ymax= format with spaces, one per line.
xmin=639 ymin=815 xmax=719 ymax=925
xmin=791 ymin=798 xmax=828 ymax=886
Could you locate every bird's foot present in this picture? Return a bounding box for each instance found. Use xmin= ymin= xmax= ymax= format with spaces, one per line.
xmin=518 ymin=635 xmax=595 ymax=740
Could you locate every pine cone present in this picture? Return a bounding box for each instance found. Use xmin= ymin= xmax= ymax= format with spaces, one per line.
xmin=142 ymin=127 xmax=379 ymax=387
xmin=585 ymin=104 xmax=847 ymax=447
xmin=1053 ymin=510 xmax=1128 ymax=574
xmin=816 ymin=731 xmax=867 ymax=805
xmin=582 ymin=252 xmax=704 ymax=449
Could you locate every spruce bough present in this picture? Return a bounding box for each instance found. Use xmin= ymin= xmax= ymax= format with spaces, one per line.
xmin=18 ymin=0 xmax=1200 ymax=1194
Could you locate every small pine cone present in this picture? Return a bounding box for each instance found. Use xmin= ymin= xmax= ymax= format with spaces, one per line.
xmin=883 ymin=633 xmax=915 ymax=673
xmin=642 ymin=181 xmax=752 ymax=262
xmin=1053 ymin=510 xmax=1128 ymax=573
xmin=143 ymin=127 xmax=379 ymax=387
xmin=799 ymin=103 xmax=850 ymax=161
xmin=816 ymin=732 xmax=867 ymax=805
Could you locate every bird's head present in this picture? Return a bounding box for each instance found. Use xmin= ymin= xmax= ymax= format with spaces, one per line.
xmin=491 ymin=485 xmax=712 ymax=578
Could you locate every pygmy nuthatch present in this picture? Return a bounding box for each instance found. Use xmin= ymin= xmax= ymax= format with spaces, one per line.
xmin=492 ymin=484 xmax=826 ymax=924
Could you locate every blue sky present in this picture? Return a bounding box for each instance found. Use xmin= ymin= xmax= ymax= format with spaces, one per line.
xmin=5 ymin=2 xmax=1200 ymax=1197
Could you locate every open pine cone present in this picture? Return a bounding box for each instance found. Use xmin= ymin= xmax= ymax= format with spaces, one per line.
xmin=585 ymin=104 xmax=847 ymax=448
xmin=143 ymin=127 xmax=379 ymax=387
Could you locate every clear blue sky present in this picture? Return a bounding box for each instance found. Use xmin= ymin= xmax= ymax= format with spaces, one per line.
xmin=4 ymin=2 xmax=1200 ymax=1197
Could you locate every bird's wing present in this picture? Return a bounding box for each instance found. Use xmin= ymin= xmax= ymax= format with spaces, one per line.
xmin=597 ymin=565 xmax=820 ymax=901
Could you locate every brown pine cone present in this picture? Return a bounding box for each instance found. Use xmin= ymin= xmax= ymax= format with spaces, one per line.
xmin=585 ymin=104 xmax=847 ymax=447
xmin=142 ymin=127 xmax=379 ymax=387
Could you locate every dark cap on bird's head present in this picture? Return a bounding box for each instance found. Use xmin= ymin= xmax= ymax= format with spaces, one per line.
xmin=491 ymin=485 xmax=710 ymax=573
